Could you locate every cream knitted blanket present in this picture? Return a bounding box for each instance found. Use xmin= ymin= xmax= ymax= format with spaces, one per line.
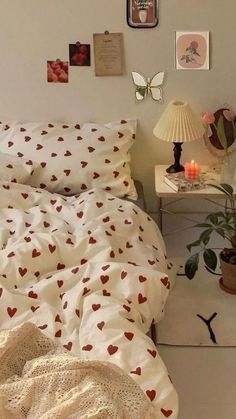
xmin=0 ymin=323 xmax=155 ymax=419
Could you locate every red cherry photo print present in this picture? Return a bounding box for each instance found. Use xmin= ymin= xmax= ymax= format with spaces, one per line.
xmin=47 ymin=60 xmax=69 ymax=83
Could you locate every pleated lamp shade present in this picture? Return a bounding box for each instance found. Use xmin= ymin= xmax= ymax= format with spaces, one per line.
xmin=153 ymin=100 xmax=204 ymax=143
xmin=153 ymin=101 xmax=205 ymax=173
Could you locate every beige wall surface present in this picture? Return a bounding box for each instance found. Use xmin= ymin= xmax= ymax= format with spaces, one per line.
xmin=0 ymin=0 xmax=235 ymax=210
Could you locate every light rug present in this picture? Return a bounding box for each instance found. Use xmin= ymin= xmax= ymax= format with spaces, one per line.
xmin=157 ymin=258 xmax=236 ymax=346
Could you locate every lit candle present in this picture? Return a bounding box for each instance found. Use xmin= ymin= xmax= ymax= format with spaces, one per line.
xmin=184 ymin=160 xmax=200 ymax=179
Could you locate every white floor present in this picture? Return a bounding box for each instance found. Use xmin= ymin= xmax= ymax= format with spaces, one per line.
xmin=158 ymin=345 xmax=236 ymax=419
xmin=157 ymin=216 xmax=236 ymax=419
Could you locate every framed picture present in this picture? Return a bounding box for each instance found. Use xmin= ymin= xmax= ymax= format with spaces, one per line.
xmin=175 ymin=31 xmax=210 ymax=70
xmin=127 ymin=0 xmax=159 ymax=28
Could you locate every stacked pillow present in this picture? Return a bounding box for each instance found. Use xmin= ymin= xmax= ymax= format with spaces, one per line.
xmin=0 ymin=119 xmax=137 ymax=199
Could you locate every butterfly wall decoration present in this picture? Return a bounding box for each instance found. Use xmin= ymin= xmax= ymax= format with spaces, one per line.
xmin=131 ymin=71 xmax=165 ymax=102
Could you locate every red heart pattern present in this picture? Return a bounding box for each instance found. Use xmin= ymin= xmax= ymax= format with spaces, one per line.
xmin=147 ymin=349 xmax=157 ymax=358
xmin=107 ymin=345 xmax=118 ymax=355
xmin=48 ymin=244 xmax=56 ymax=253
xmin=124 ymin=332 xmax=134 ymax=341
xmin=82 ymin=287 xmax=90 ymax=296
xmin=97 ymin=321 xmax=105 ymax=330
xmin=121 ymin=271 xmax=127 ymax=280
xmin=92 ymin=304 xmax=101 ymax=311
xmin=55 ymin=314 xmax=62 ymax=323
xmin=7 ymin=307 xmax=17 ymax=317
xmin=82 ymin=344 xmax=93 ymax=351
xmin=0 ymin=120 xmax=137 ymax=198
xmin=100 ymin=275 xmax=109 ymax=284
xmin=0 ymin=177 xmax=175 ymax=417
xmin=63 ymin=341 xmax=73 ymax=351
xmin=31 ymin=306 xmax=39 ymax=312
xmin=18 ymin=267 xmax=27 ymax=277
xmin=38 ymin=324 xmax=48 ymax=330
xmin=28 ymin=291 xmax=38 ymax=299
xmin=7 ymin=252 xmax=15 ymax=258
xmin=130 ymin=367 xmax=141 ymax=376
xmin=71 ymin=267 xmax=79 ymax=274
xmin=146 ymin=390 xmax=156 ymax=402
xmin=138 ymin=293 xmax=147 ymax=304
xmin=161 ymin=408 xmax=173 ymax=417
xmin=32 ymin=249 xmax=41 ymax=258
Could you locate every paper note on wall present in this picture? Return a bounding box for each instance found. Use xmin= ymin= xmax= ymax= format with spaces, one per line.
xmin=93 ymin=32 xmax=124 ymax=76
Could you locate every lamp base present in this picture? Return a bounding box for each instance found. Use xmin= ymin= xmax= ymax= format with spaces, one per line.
xmin=166 ymin=142 xmax=184 ymax=174
xmin=166 ymin=164 xmax=184 ymax=173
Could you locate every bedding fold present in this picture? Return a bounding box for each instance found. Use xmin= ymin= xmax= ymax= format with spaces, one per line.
xmin=0 ymin=181 xmax=178 ymax=418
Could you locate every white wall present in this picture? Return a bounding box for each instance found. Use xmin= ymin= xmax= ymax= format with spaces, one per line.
xmin=0 ymin=0 xmax=235 ymax=210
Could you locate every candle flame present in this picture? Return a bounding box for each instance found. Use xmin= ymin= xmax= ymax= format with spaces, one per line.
xmin=191 ymin=160 xmax=195 ymax=164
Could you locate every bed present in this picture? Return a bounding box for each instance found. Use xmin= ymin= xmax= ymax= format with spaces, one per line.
xmin=0 ymin=119 xmax=178 ymax=418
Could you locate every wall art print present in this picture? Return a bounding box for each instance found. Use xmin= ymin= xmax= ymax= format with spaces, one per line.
xmin=127 ymin=0 xmax=159 ymax=28
xmin=175 ymin=31 xmax=210 ymax=70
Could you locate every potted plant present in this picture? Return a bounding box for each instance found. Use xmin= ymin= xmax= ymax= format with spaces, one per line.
xmin=185 ymin=183 xmax=236 ymax=294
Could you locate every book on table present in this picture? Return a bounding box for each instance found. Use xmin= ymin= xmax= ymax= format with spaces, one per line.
xmin=164 ymin=173 xmax=206 ymax=192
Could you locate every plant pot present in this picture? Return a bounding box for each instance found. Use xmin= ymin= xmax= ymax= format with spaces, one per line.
xmin=219 ymin=249 xmax=236 ymax=294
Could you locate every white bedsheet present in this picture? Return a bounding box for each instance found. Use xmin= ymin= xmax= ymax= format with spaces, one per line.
xmin=0 ymin=181 xmax=178 ymax=418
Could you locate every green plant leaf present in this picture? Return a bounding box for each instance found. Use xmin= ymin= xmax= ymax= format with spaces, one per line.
xmin=213 ymin=211 xmax=226 ymax=219
xmin=225 ymin=213 xmax=234 ymax=223
xmin=185 ymin=253 xmax=199 ymax=279
xmin=200 ymin=229 xmax=212 ymax=245
xmin=215 ymin=228 xmax=225 ymax=239
xmin=187 ymin=239 xmax=201 ymax=252
xmin=219 ymin=183 xmax=234 ymax=196
xmin=195 ymin=223 xmax=212 ymax=228
xmin=207 ymin=183 xmax=233 ymax=198
xmin=216 ymin=115 xmax=228 ymax=150
xmin=203 ymin=249 xmax=217 ymax=271
xmin=206 ymin=213 xmax=219 ymax=225
xmin=220 ymin=224 xmax=234 ymax=231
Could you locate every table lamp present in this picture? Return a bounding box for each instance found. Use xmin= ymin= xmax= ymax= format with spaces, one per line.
xmin=153 ymin=100 xmax=205 ymax=173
